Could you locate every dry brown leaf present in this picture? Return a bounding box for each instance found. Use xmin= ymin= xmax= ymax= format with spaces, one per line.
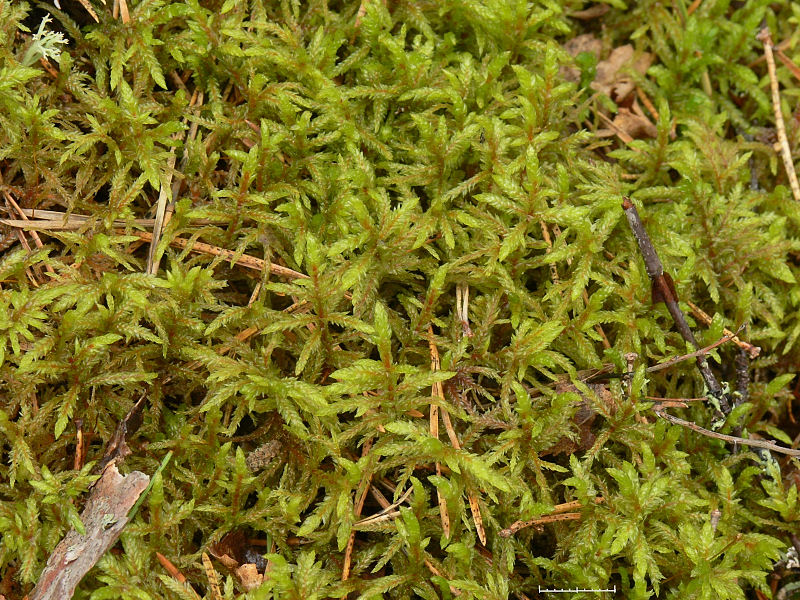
xmin=235 ymin=564 xmax=264 ymax=591
xmin=564 ymin=33 xmax=603 ymax=58
xmin=562 ymin=34 xmax=603 ymax=83
xmin=613 ymin=107 xmax=658 ymax=139
xmin=208 ymin=531 xmax=247 ymax=570
xmin=591 ymin=45 xmax=653 ymax=101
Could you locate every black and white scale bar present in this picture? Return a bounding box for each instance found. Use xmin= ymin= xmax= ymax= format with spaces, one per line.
xmin=538 ymin=585 xmax=616 ymax=593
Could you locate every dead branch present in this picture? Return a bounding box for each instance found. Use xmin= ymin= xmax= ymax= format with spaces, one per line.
xmin=653 ymin=406 xmax=800 ymax=457
xmin=757 ymin=27 xmax=800 ymax=202
xmin=29 ymin=464 xmax=149 ymax=600
xmin=622 ymin=198 xmax=731 ymax=418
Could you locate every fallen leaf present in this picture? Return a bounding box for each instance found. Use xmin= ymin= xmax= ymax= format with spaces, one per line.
xmin=614 ymin=107 xmax=658 ymax=139
xmin=591 ymin=45 xmax=653 ymax=101
xmin=235 ymin=564 xmax=264 ymax=591
xmin=562 ymin=34 xmax=603 ymax=83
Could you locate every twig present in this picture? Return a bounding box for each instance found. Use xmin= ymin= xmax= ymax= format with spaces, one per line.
xmin=428 ymin=326 xmax=486 ymax=544
xmin=29 ymin=464 xmax=149 ymax=600
xmin=127 ymin=231 xmax=308 ymax=279
xmin=500 ymin=513 xmax=581 ymax=537
xmin=539 ymin=221 xmax=560 ymax=284
xmin=455 ymin=283 xmax=473 ymax=337
xmin=686 ymin=300 xmax=760 ymax=358
xmin=735 ymin=349 xmax=750 ymax=407
xmin=96 ymin=393 xmax=148 ymax=474
xmin=424 ymin=559 xmax=460 ymax=596
xmin=342 ymin=437 xmax=374 ymax=581
xmin=147 ymin=152 xmax=179 ymax=274
xmin=354 ymin=510 xmax=401 ymax=529
xmin=354 ymin=486 xmax=413 ymax=527
xmin=636 ymin=87 xmax=660 ymax=121
xmin=3 ymin=191 xmax=54 ymax=275
xmin=748 ymin=38 xmax=792 ymax=67
xmin=775 ymin=49 xmax=800 ymax=82
xmin=156 ymin=553 xmax=202 ymax=600
xmin=645 ymin=396 xmax=707 ymax=403
xmin=646 ymin=329 xmax=740 ymax=373
xmin=499 ymin=497 xmax=604 ymax=537
xmin=623 ymin=352 xmax=637 ymax=396
xmin=622 ymin=198 xmax=731 ymax=418
xmin=147 ymin=89 xmax=203 ymax=274
xmin=165 ymin=91 xmax=203 ymax=237
xmin=75 ymin=0 xmax=99 ymax=22
xmin=118 ymin=0 xmax=130 ymax=23
xmin=73 ymin=419 xmax=84 ymax=471
xmin=1 ymin=216 xmax=155 ymax=230
xmin=597 ymin=111 xmax=634 ymax=145
xmin=757 ymin=27 xmax=800 ymax=203
xmin=653 ymin=406 xmax=800 ymax=456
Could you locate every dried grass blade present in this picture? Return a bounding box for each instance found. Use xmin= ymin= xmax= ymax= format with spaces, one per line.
xmin=342 ymin=437 xmax=374 ymax=581
xmin=427 ymin=325 xmax=450 ymax=539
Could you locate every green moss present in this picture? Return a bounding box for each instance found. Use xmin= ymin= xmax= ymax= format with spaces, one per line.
xmin=1 ymin=0 xmax=799 ymax=598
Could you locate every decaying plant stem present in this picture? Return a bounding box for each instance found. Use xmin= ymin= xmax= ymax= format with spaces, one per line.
xmin=757 ymin=27 xmax=800 ymax=203
xmin=342 ymin=437 xmax=374 ymax=581
xmin=687 ymin=300 xmax=760 ymax=358
xmin=499 ymin=497 xmax=605 ymax=537
xmin=653 ymin=406 xmax=800 ymax=457
xmin=427 ymin=326 xmax=451 ymax=539
xmin=622 ymin=198 xmax=731 ymax=418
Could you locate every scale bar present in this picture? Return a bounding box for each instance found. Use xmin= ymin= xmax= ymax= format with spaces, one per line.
xmin=538 ymin=586 xmax=616 ymax=593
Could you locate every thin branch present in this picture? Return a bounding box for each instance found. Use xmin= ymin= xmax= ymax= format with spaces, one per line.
xmin=539 ymin=221 xmax=560 ymax=285
xmin=687 ymin=300 xmax=760 ymax=358
xmin=127 ymin=231 xmax=308 ymax=280
xmin=775 ymin=48 xmax=800 ymax=82
xmin=757 ymin=27 xmax=800 ymax=202
xmin=646 ymin=328 xmax=740 ymax=374
xmin=354 ymin=486 xmax=413 ymax=527
xmin=622 ymin=198 xmax=731 ymax=417
xmin=3 ymin=191 xmax=55 ymax=276
xmin=499 ymin=497 xmax=604 ymax=537
xmin=500 ymin=513 xmax=581 ymax=537
xmin=653 ymin=406 xmax=800 ymax=457
xmin=156 ymin=553 xmax=202 ymax=599
xmin=342 ymin=437 xmax=374 ymax=581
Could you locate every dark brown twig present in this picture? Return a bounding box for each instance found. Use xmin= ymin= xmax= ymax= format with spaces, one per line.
xmin=734 ymin=349 xmax=750 ymax=408
xmin=622 ymin=198 xmax=731 ymax=418
xmin=96 ymin=393 xmax=148 ymax=474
